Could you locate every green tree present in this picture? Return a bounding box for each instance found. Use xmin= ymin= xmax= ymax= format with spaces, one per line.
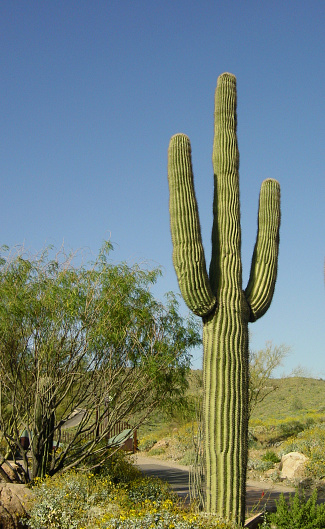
xmin=0 ymin=243 xmax=200 ymax=482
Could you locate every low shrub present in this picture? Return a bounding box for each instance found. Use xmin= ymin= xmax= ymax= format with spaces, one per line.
xmin=249 ymin=414 xmax=325 ymax=446
xmin=138 ymin=434 xmax=158 ymax=452
xmin=25 ymin=470 xmax=114 ymax=529
xmin=100 ymin=510 xmax=236 ymax=528
xmin=98 ymin=449 xmax=142 ymax=483
xmin=263 ymin=490 xmax=325 ymax=528
xmin=261 ymin=450 xmax=280 ymax=464
xmin=126 ymin=476 xmax=177 ymax=506
xmin=179 ymin=448 xmax=197 ymax=466
xmin=25 ymin=452 xmax=238 ymax=529
xmin=279 ymin=419 xmax=305 ymax=439
xmin=247 ymin=458 xmax=274 ymax=472
xmin=149 ymin=447 xmax=166 ymax=457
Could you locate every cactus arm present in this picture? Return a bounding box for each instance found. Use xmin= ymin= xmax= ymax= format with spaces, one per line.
xmin=168 ymin=134 xmax=216 ymax=317
xmin=245 ymin=178 xmax=281 ymax=322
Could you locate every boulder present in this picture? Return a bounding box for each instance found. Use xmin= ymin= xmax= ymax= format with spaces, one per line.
xmin=280 ymin=452 xmax=308 ymax=481
xmin=0 ymin=483 xmax=33 ymax=528
xmin=0 ymin=463 xmax=24 ymax=483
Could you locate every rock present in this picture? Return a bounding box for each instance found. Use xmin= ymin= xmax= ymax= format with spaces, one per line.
xmin=0 ymin=463 xmax=24 ymax=483
xmin=264 ymin=466 xmax=280 ymax=480
xmin=0 ymin=483 xmax=33 ymax=528
xmin=280 ymin=452 xmax=308 ymax=481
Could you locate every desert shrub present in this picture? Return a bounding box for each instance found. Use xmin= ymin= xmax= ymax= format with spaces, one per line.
xmin=25 ymin=467 xmax=238 ymax=529
xmin=149 ymin=447 xmax=166 ymax=456
xmin=138 ymin=435 xmax=158 ymax=451
xmin=263 ymin=490 xmax=325 ymax=528
xmin=261 ymin=450 xmax=280 ymax=463
xmin=279 ymin=419 xmax=305 ymax=438
xmin=25 ymin=470 xmax=114 ymax=529
xmin=179 ymin=448 xmax=197 ymax=466
xmin=173 ymin=422 xmax=200 ymax=461
xmin=98 ymin=449 xmax=142 ymax=483
xmin=126 ymin=476 xmax=177 ymax=505
xmin=99 ymin=510 xmax=237 ymax=528
xmin=249 ymin=415 xmax=323 ymax=445
xmin=247 ymin=458 xmax=274 ymax=472
xmin=248 ymin=429 xmax=260 ymax=449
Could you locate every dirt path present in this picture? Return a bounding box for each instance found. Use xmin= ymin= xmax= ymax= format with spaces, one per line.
xmin=131 ymin=455 xmax=295 ymax=516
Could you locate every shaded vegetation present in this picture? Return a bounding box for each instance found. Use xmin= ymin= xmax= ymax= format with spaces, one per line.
xmin=25 ymin=451 xmax=238 ymax=529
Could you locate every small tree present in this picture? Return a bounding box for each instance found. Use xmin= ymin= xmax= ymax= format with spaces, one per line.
xmin=249 ymin=341 xmax=290 ymax=416
xmin=0 ymin=243 xmax=200 ymax=482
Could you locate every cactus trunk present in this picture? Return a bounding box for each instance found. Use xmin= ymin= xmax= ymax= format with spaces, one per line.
xmin=203 ymin=301 xmax=249 ymax=519
xmin=168 ymin=73 xmax=280 ymax=524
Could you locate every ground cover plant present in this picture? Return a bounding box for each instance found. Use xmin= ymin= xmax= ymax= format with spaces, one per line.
xmin=25 ymin=452 xmax=238 ymax=529
xmin=25 ymin=449 xmax=325 ymax=529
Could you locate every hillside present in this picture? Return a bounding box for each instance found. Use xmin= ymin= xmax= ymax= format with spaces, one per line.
xmin=251 ymin=376 xmax=325 ymax=421
xmin=141 ymin=374 xmax=325 ymax=435
xmin=187 ymin=372 xmax=325 ymax=421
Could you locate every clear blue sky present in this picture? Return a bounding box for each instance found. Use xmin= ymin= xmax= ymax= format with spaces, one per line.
xmin=1 ymin=1 xmax=324 ymax=374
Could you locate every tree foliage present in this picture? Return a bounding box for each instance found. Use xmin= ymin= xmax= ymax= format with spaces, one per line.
xmin=0 ymin=243 xmax=201 ymax=481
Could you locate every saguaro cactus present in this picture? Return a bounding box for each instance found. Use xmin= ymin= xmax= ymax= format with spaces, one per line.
xmin=168 ymin=73 xmax=280 ymax=524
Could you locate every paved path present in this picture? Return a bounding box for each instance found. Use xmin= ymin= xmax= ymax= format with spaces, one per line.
xmin=132 ymin=455 xmax=295 ymax=516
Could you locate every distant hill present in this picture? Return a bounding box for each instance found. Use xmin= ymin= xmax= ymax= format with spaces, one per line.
xmin=251 ymin=376 xmax=325 ymax=421
xmin=141 ymin=373 xmax=325 ymax=437
xmin=188 ymin=371 xmax=325 ymax=421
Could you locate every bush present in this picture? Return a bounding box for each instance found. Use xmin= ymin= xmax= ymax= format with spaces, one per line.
xmin=149 ymin=447 xmax=166 ymax=457
xmin=279 ymin=419 xmax=305 ymax=438
xmin=126 ymin=476 xmax=177 ymax=506
xmin=100 ymin=510 xmax=236 ymax=528
xmin=249 ymin=414 xmax=325 ymax=446
xmin=97 ymin=449 xmax=142 ymax=484
xmin=25 ymin=451 xmax=141 ymax=528
xmin=247 ymin=458 xmax=274 ymax=472
xmin=179 ymin=448 xmax=197 ymax=466
xmin=25 ymin=455 xmax=238 ymax=529
xmin=25 ymin=471 xmax=114 ymax=529
xmin=138 ymin=435 xmax=158 ymax=451
xmin=263 ymin=490 xmax=325 ymax=528
xmin=261 ymin=450 xmax=280 ymax=464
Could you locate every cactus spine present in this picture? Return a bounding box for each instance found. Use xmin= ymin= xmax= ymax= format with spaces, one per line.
xmin=168 ymin=73 xmax=280 ymax=524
